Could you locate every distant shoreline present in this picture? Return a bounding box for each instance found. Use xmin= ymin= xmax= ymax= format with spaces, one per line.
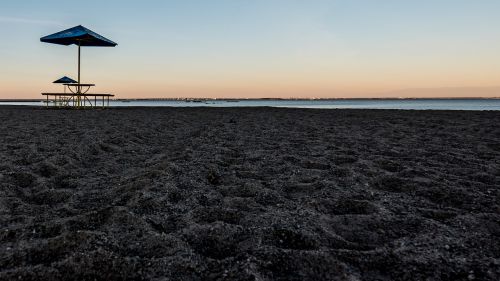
xmin=2 ymin=97 xmax=500 ymax=102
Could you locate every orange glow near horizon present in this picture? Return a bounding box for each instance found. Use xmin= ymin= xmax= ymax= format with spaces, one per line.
xmin=2 ymin=55 xmax=500 ymax=99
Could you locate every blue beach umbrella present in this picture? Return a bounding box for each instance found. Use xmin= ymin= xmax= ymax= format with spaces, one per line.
xmin=41 ymin=25 xmax=117 ymax=86
xmin=53 ymin=76 xmax=77 ymax=84
xmin=53 ymin=76 xmax=77 ymax=93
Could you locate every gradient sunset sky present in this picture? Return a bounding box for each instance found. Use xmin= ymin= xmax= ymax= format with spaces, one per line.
xmin=1 ymin=0 xmax=499 ymax=99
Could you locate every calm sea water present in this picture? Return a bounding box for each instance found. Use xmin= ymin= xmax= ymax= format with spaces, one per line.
xmin=1 ymin=99 xmax=500 ymax=111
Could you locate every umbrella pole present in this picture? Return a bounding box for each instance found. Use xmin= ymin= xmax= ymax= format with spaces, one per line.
xmin=78 ymin=41 xmax=81 ymax=108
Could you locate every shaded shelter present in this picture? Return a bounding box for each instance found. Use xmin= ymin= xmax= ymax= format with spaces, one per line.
xmin=40 ymin=25 xmax=117 ymax=108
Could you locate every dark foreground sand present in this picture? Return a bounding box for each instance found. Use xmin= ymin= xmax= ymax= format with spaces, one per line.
xmin=0 ymin=106 xmax=499 ymax=280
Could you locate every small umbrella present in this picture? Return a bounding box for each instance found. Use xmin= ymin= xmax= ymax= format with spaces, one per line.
xmin=53 ymin=76 xmax=77 ymax=84
xmin=53 ymin=76 xmax=77 ymax=93
xmin=40 ymin=25 xmax=117 ymax=90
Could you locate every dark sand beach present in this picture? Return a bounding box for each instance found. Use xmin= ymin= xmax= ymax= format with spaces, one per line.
xmin=0 ymin=106 xmax=499 ymax=280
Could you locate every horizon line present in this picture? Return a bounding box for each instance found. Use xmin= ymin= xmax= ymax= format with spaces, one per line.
xmin=3 ymin=97 xmax=500 ymax=102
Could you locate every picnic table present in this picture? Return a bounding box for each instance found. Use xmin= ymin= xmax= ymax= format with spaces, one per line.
xmin=65 ymin=83 xmax=95 ymax=94
xmin=42 ymin=83 xmax=114 ymax=108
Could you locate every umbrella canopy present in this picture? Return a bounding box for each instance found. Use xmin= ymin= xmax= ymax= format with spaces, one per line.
xmin=40 ymin=25 xmax=117 ymax=47
xmin=53 ymin=76 xmax=77 ymax=84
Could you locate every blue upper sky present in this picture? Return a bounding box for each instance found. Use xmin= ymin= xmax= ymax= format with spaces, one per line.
xmin=1 ymin=0 xmax=499 ymax=98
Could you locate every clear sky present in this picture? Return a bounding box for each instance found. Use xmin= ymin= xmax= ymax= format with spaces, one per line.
xmin=1 ymin=0 xmax=499 ymax=99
